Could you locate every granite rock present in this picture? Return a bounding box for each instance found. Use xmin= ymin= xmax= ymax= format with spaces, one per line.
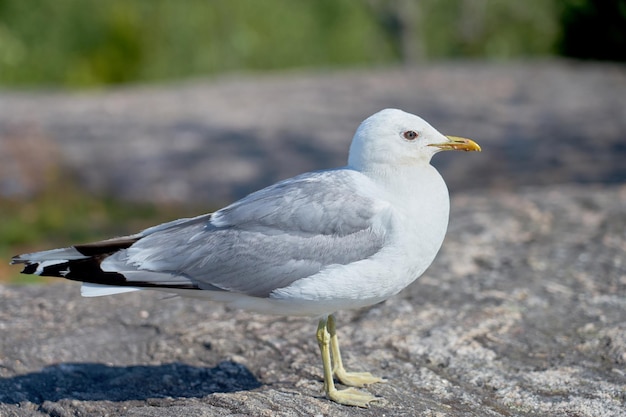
xmin=1 ymin=185 xmax=624 ymax=416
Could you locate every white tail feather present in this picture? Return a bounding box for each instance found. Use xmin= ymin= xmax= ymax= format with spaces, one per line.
xmin=81 ymin=283 xmax=142 ymax=297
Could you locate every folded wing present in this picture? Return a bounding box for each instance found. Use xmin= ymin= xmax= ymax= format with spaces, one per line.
xmin=14 ymin=169 xmax=391 ymax=298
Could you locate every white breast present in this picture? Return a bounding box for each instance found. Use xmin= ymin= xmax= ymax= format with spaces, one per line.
xmin=268 ymin=164 xmax=450 ymax=315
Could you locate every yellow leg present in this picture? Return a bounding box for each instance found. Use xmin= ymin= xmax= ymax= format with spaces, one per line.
xmin=328 ymin=314 xmax=385 ymax=387
xmin=316 ymin=317 xmax=379 ymax=407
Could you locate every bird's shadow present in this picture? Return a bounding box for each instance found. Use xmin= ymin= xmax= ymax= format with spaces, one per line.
xmin=0 ymin=361 xmax=261 ymax=404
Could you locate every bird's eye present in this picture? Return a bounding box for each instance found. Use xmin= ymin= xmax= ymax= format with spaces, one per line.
xmin=403 ymin=130 xmax=419 ymax=140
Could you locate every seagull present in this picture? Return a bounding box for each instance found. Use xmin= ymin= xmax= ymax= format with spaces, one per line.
xmin=11 ymin=108 xmax=480 ymax=407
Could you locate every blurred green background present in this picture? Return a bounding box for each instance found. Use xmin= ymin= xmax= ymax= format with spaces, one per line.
xmin=1 ymin=0 xmax=625 ymax=282
xmin=1 ymin=0 xmax=624 ymax=88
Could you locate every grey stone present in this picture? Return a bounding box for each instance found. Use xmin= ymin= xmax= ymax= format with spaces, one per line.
xmin=1 ymin=185 xmax=625 ymax=416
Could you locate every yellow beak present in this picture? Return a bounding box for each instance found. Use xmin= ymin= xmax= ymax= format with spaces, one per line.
xmin=429 ymin=136 xmax=481 ymax=152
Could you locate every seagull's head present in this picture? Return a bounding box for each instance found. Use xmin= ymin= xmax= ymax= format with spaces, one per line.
xmin=348 ymin=108 xmax=480 ymax=171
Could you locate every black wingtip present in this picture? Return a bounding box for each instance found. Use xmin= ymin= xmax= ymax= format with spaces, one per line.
xmin=22 ymin=263 xmax=38 ymax=274
xmin=74 ymin=236 xmax=139 ymax=257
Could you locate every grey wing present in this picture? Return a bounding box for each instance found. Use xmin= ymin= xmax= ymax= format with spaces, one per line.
xmin=104 ymin=170 xmax=390 ymax=297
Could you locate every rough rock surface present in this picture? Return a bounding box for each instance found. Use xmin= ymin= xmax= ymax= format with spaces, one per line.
xmin=1 ymin=185 xmax=625 ymax=416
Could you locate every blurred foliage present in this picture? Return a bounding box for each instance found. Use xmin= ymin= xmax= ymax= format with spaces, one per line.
xmin=3 ymin=0 xmax=621 ymax=89
xmin=0 ymin=173 xmax=200 ymax=283
xmin=0 ymin=0 xmax=395 ymax=87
